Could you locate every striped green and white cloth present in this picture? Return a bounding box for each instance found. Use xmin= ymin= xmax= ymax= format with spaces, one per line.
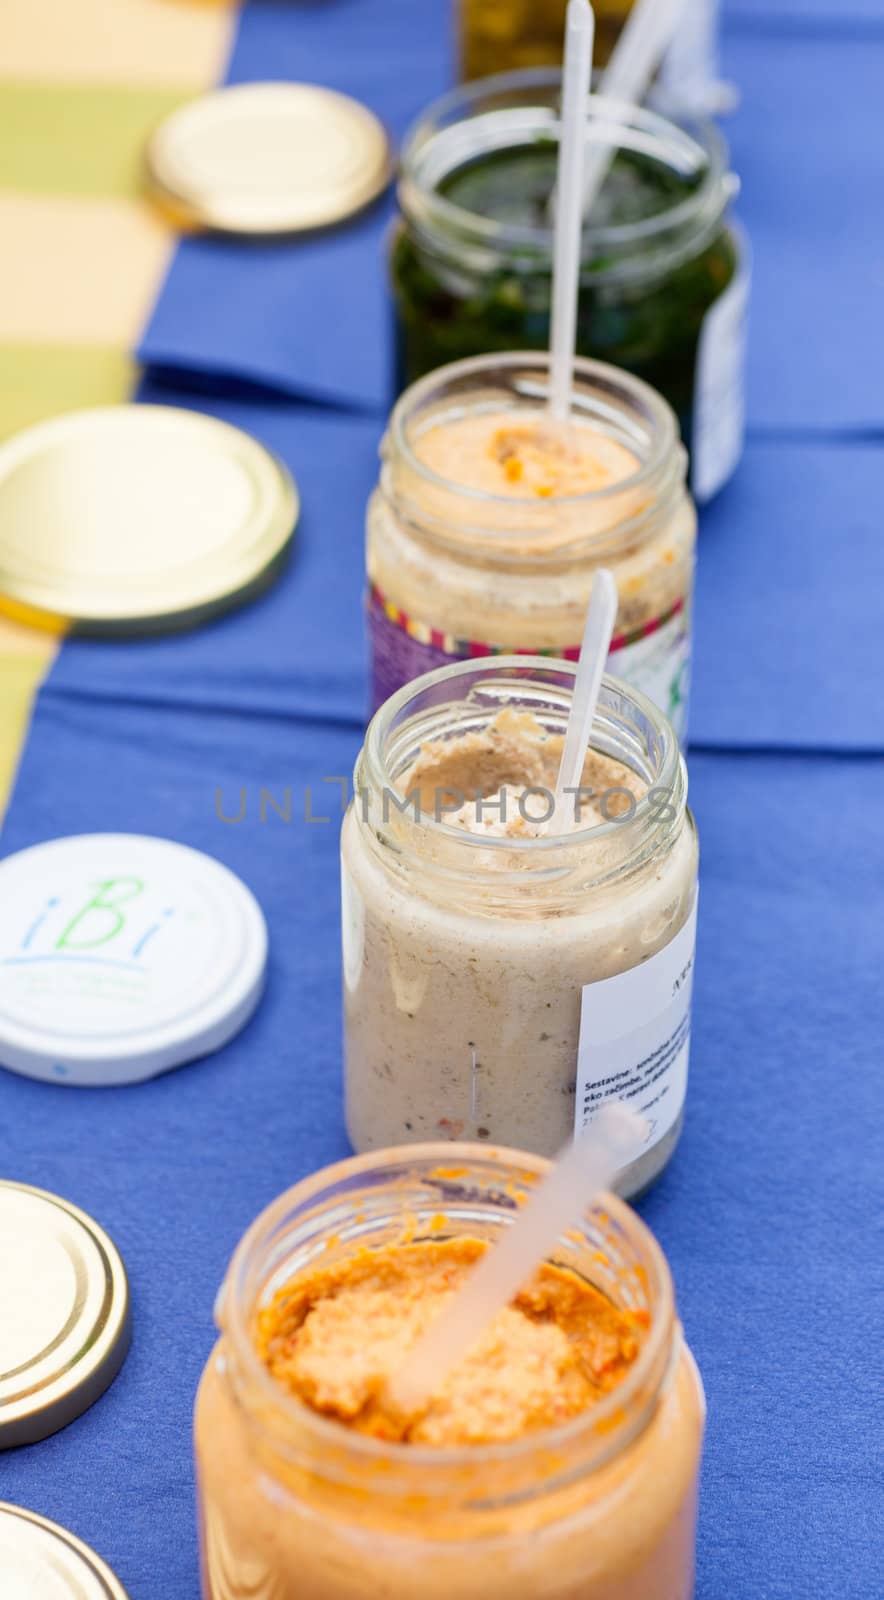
xmin=0 ymin=0 xmax=237 ymax=814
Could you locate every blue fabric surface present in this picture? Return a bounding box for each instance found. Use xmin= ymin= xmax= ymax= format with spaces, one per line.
xmin=48 ymin=380 xmax=884 ymax=754
xmin=0 ymin=695 xmax=881 ymax=1599
xmin=691 ymin=436 xmax=884 ymax=752
xmin=722 ymin=27 xmax=884 ymax=434
xmin=727 ymin=0 xmax=884 ymax=30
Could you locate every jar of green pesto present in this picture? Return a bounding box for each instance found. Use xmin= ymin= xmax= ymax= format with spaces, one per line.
xmin=391 ymin=70 xmax=749 ymax=502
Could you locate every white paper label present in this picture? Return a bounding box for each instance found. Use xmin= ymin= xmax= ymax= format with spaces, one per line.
xmin=611 ymin=602 xmax=691 ymax=746
xmin=692 ymin=249 xmax=751 ymax=503
xmin=575 ymin=892 xmax=698 ymax=1166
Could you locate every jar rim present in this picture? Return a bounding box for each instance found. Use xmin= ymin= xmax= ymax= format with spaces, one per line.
xmin=361 ymin=658 xmax=685 ymax=865
xmin=221 ymin=1142 xmax=676 ymax=1476
xmin=399 ymin=68 xmax=733 ymax=272
xmin=388 ymin=350 xmax=681 ymax=520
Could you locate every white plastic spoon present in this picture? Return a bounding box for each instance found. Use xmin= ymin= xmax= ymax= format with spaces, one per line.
xmin=387 ymin=1100 xmax=647 ymax=1418
xmin=548 ymin=0 xmax=595 ymax=421
xmin=552 ymin=567 xmax=618 ymax=828
xmin=582 ymin=0 xmax=690 ymax=218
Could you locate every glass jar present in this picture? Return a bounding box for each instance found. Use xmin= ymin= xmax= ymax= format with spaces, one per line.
xmin=461 ymin=0 xmax=635 ymax=77
xmin=195 ymin=1144 xmax=706 ymax=1600
xmin=460 ymin=3 xmax=727 ymax=113
xmin=390 ymin=72 xmax=748 ymax=500
xmin=367 ymin=351 xmax=695 ymax=742
xmin=342 ymin=659 xmax=698 ymax=1199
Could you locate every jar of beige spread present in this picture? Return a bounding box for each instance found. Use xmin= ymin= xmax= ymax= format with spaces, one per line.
xmin=367 ymin=352 xmax=696 ymax=743
xmin=342 ymin=659 xmax=698 ymax=1198
xmin=195 ymin=1144 xmax=705 ymax=1600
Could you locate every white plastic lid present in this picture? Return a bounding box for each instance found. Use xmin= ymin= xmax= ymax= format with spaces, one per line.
xmin=0 ymin=834 xmax=267 ymax=1085
xmin=0 ymin=1503 xmax=131 ymax=1598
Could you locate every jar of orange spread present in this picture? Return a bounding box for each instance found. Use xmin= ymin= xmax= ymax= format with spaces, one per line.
xmin=367 ymin=352 xmax=695 ymax=743
xmin=195 ymin=1144 xmax=705 ymax=1600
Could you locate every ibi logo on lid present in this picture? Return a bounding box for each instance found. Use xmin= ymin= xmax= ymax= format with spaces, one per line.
xmin=0 ymin=835 xmax=267 ymax=1086
xmin=20 ymin=875 xmax=181 ymax=964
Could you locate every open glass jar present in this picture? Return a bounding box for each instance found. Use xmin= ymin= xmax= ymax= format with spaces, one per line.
xmin=196 ymin=1145 xmax=705 ymax=1600
xmin=368 ymin=351 xmax=695 ymax=742
xmin=342 ymin=659 xmax=699 ymax=1199
xmin=461 ymin=0 xmax=639 ymax=77
xmin=460 ymin=2 xmax=727 ymax=114
xmin=391 ymin=71 xmax=748 ymax=500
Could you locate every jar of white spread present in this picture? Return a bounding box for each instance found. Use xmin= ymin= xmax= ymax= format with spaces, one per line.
xmin=341 ymin=658 xmax=699 ymax=1198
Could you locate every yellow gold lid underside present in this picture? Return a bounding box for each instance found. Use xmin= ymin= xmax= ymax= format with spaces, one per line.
xmin=145 ymin=81 xmax=392 ymax=235
xmin=0 ymin=404 xmax=298 ymax=634
xmin=0 ymin=1181 xmax=131 ymax=1448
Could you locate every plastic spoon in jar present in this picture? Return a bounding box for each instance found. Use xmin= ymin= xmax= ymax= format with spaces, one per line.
xmin=551 ymin=566 xmax=618 ymax=829
xmin=548 ymin=0 xmax=595 ymax=421
xmin=386 ymin=1100 xmax=647 ymax=1420
xmin=581 ymin=0 xmax=690 ymax=219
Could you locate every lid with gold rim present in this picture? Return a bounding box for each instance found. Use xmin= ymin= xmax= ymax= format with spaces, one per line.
xmin=0 ymin=1181 xmax=131 ymax=1448
xmin=0 ymin=404 xmax=298 ymax=635
xmin=0 ymin=1504 xmax=131 ymax=1598
xmin=146 ymin=81 xmax=392 ymax=235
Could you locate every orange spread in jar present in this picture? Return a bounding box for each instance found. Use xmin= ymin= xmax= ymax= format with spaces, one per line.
xmin=414 ymin=410 xmax=639 ymax=503
xmin=490 ymin=425 xmax=617 ymax=498
xmin=256 ymin=1238 xmax=647 ymax=1447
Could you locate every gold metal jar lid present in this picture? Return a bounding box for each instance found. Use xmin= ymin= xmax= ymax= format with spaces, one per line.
xmin=0 ymin=1181 xmax=131 ymax=1448
xmin=0 ymin=1504 xmax=131 ymax=1598
xmin=0 ymin=405 xmax=299 ymax=635
xmin=146 ymin=81 xmax=392 ymax=235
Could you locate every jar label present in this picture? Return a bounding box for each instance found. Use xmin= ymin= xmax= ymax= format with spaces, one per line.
xmin=368 ymin=585 xmax=691 ymax=743
xmin=692 ymin=244 xmax=751 ymax=503
xmin=575 ymin=891 xmax=698 ymax=1165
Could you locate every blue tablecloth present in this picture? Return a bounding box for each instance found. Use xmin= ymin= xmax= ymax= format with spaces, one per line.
xmin=728 ymin=0 xmax=884 ymax=28
xmin=2 ymin=4 xmax=882 ymax=1599
xmin=726 ymin=27 xmax=884 ymax=435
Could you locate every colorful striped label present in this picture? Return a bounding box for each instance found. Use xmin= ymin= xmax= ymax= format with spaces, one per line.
xmin=368 ymin=585 xmax=691 ymax=743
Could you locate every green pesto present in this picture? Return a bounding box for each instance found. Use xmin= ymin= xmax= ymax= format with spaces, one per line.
xmin=391 ymin=144 xmax=738 ymax=456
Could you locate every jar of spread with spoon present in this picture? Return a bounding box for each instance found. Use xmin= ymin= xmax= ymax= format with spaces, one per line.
xmin=342 ymin=658 xmax=699 ymax=1198
xmin=390 ymin=72 xmax=748 ymax=499
xmin=368 ymin=350 xmax=695 ymax=740
xmin=196 ymin=1143 xmax=706 ymax=1600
